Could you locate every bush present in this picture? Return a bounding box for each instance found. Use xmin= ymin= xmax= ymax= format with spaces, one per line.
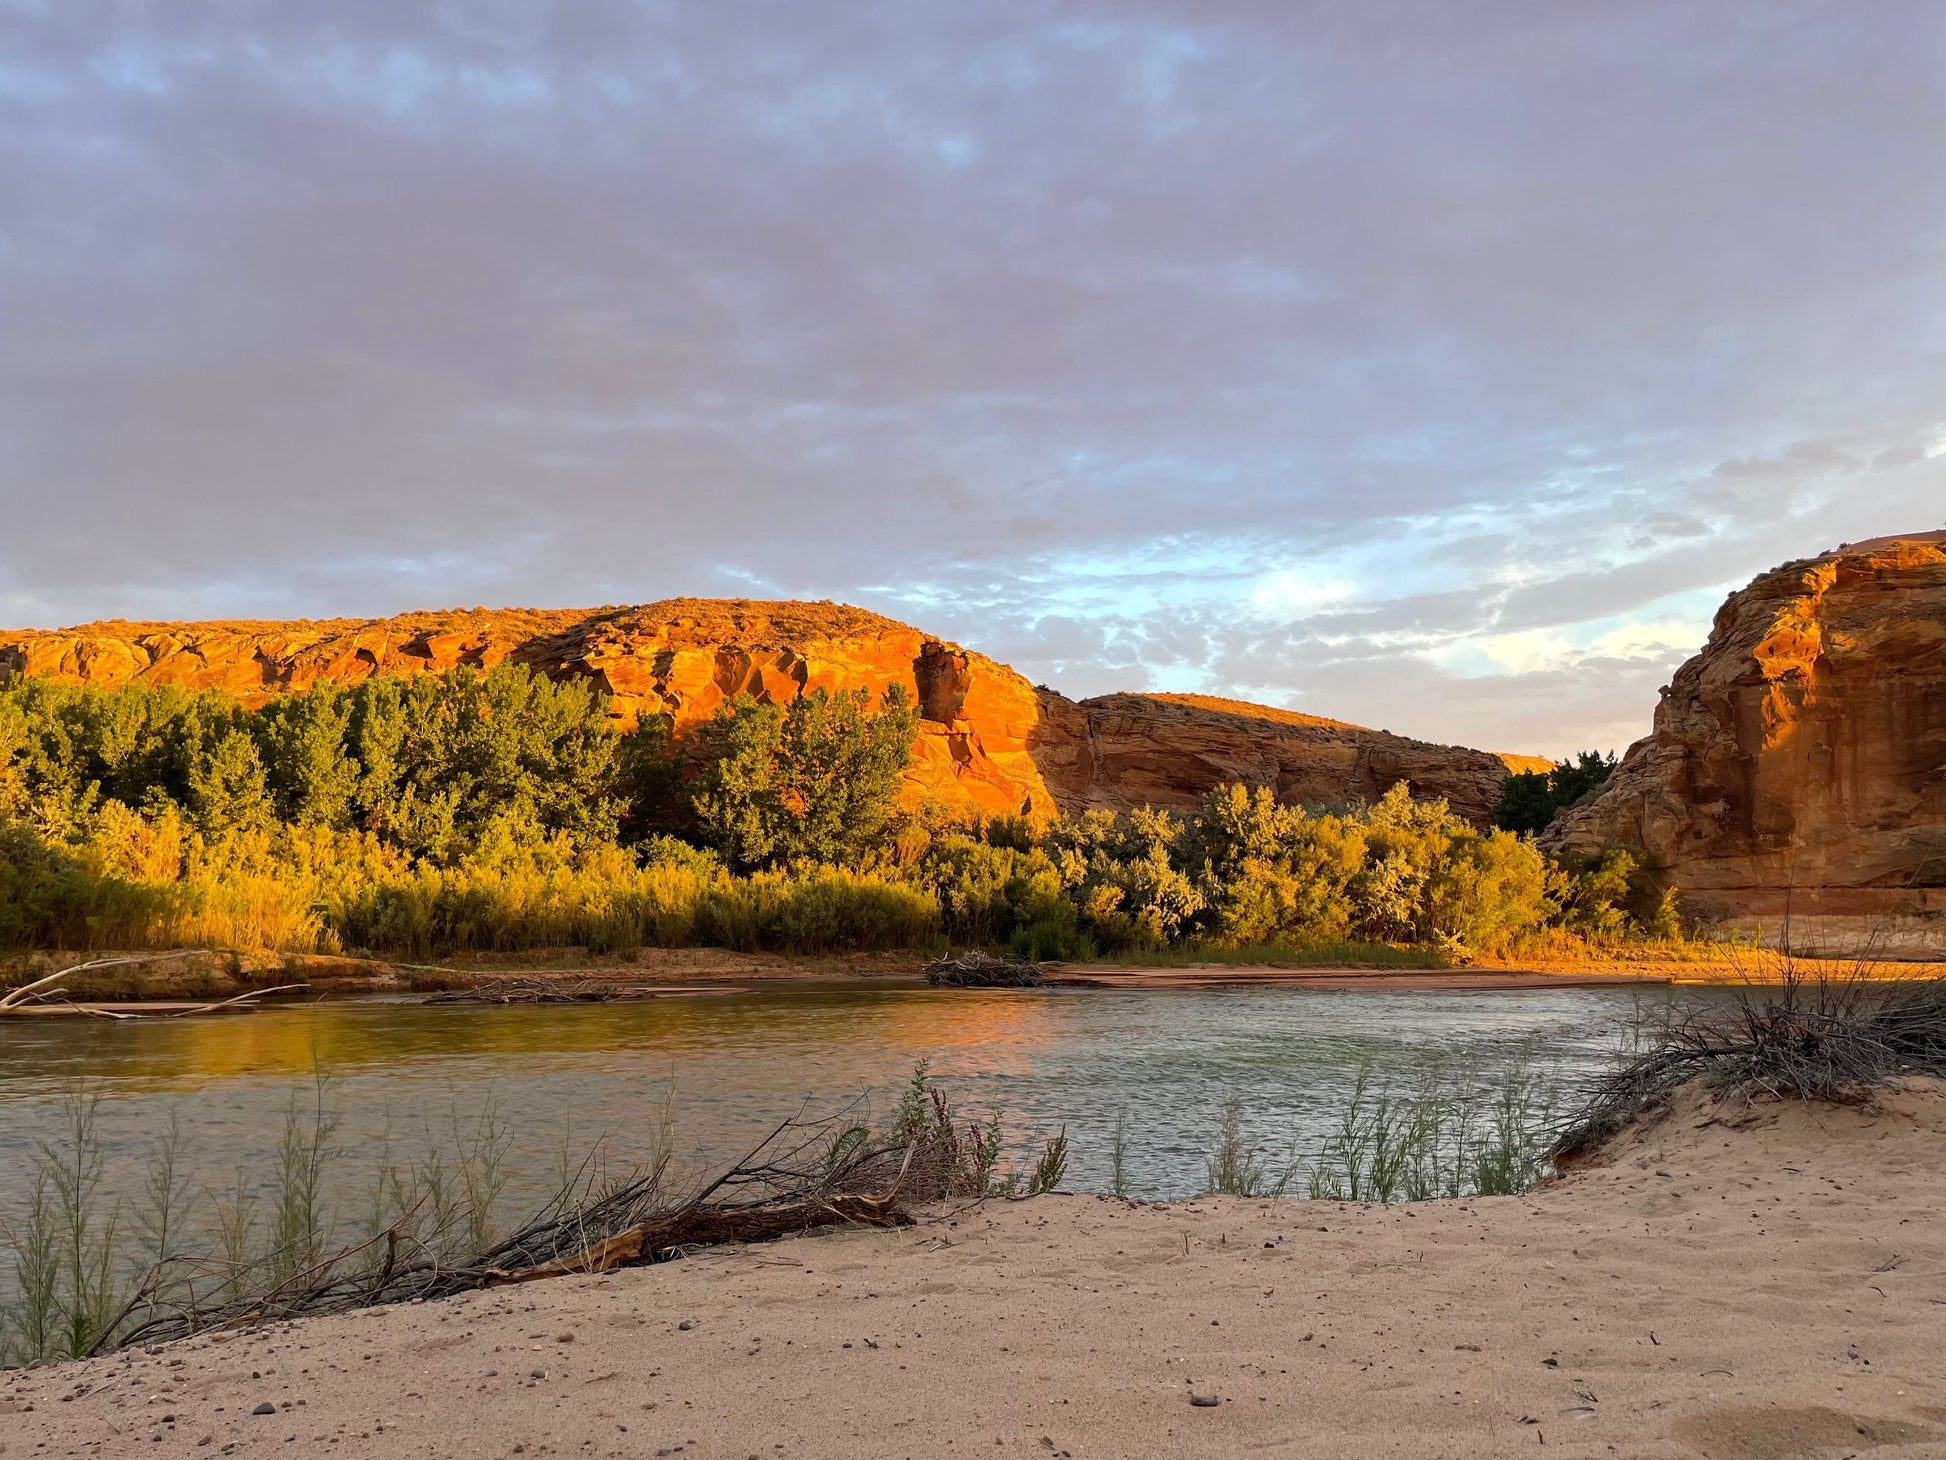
xmin=1554 ymin=969 xmax=1946 ymax=1161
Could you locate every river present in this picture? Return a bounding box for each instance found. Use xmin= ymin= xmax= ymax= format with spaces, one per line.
xmin=0 ymin=982 xmax=1719 ymax=1227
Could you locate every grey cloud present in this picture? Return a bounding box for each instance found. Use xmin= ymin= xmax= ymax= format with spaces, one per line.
xmin=2 ymin=1 xmax=1943 ymax=753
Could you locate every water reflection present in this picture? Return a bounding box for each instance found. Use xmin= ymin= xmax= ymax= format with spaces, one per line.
xmin=0 ymin=983 xmax=1709 ymax=1206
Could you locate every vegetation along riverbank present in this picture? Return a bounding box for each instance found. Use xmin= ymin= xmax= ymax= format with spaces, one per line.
xmin=0 ymin=665 xmax=1781 ymax=991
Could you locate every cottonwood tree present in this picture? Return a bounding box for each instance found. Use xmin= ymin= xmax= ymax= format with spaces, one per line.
xmin=690 ymin=686 xmax=918 ymax=871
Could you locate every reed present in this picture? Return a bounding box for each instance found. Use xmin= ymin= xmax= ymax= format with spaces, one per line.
xmin=1199 ymin=1064 xmax=1559 ymax=1204
xmin=1204 ymin=1096 xmax=1273 ymax=1196
xmin=0 ymin=1090 xmax=125 ymax=1365
xmin=0 ymin=1063 xmax=1062 ymax=1363
xmin=1108 ymin=1108 xmax=1131 ymax=1199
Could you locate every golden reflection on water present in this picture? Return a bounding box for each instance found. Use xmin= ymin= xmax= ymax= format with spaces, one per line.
xmin=0 ymin=987 xmax=1069 ymax=1096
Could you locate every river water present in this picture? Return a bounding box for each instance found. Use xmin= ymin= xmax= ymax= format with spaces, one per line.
xmin=0 ymin=982 xmax=1719 ymax=1223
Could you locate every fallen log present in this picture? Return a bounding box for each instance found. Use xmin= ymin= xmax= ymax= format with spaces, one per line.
xmin=488 ymin=1192 xmax=911 ymax=1284
xmin=0 ymin=951 xmax=212 ymax=1013
xmin=420 ymin=978 xmax=656 ymax=1005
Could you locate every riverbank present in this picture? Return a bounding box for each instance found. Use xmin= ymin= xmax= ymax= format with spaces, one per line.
xmin=7 ymin=1081 xmax=1944 ymax=1459
xmin=8 ymin=943 xmax=1940 ymax=1009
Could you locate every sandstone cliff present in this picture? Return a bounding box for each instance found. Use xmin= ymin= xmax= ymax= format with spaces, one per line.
xmin=1071 ymin=693 xmax=1551 ymax=828
xmin=0 ymin=601 xmax=1538 ymax=825
xmin=1548 ymin=532 xmax=1946 ymax=956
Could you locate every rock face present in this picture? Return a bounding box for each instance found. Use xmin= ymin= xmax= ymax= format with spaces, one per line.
xmin=0 ymin=600 xmax=1537 ymax=824
xmin=1070 ymin=693 xmax=1551 ymax=828
xmin=1549 ymin=533 xmax=1946 ymax=957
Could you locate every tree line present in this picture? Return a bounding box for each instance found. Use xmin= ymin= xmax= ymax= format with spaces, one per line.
xmin=0 ymin=666 xmax=1669 ymax=959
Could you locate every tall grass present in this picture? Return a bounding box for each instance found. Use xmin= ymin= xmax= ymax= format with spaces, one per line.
xmin=0 ymin=1083 xmax=519 ymax=1366
xmin=1201 ymin=1065 xmax=1557 ymax=1202
xmin=0 ymin=1064 xmax=1074 ymax=1364
xmin=0 ymin=1091 xmax=124 ymax=1364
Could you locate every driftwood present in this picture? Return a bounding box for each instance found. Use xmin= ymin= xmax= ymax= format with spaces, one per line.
xmin=925 ymin=951 xmax=1047 ymax=988
xmin=488 ymin=1192 xmax=910 ymax=1284
xmin=0 ymin=951 xmax=205 ymax=1010
xmin=98 ymin=1103 xmax=932 ymax=1353
xmin=0 ymin=952 xmax=309 ymax=1019
xmin=0 ymin=952 xmax=303 ymax=1020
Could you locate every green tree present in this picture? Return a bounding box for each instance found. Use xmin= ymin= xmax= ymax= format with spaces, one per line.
xmin=690 ymin=686 xmax=918 ymax=871
xmin=189 ymin=728 xmax=274 ymax=834
xmin=1494 ymin=750 xmax=1617 ymax=836
xmin=255 ymin=685 xmax=359 ymax=828
xmin=359 ymin=666 xmax=625 ymax=863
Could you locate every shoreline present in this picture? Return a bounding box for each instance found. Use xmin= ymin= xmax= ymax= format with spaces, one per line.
xmin=9 ymin=1082 xmax=1944 ymax=1458
xmin=6 ymin=944 xmax=1942 ymax=1014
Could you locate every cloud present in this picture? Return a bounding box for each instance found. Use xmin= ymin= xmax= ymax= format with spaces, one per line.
xmin=1 ymin=1 xmax=1942 ymax=758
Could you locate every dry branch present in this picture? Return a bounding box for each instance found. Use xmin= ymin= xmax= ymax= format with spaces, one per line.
xmin=0 ymin=950 xmax=211 ymax=1012
xmin=1554 ymin=970 xmax=1946 ymax=1161
xmin=96 ymin=1099 xmax=941 ymax=1354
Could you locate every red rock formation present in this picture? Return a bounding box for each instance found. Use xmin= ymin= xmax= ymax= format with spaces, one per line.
xmin=1072 ymin=693 xmax=1551 ymax=828
xmin=0 ymin=601 xmax=1540 ymax=825
xmin=1548 ymin=533 xmax=1946 ymax=957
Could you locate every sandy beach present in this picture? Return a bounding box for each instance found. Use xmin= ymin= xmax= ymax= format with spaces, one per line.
xmin=7 ymin=1082 xmax=1945 ymax=1459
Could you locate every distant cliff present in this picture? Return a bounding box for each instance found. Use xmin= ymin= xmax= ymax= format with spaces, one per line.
xmin=1547 ymin=532 xmax=1946 ymax=956
xmin=0 ymin=599 xmax=1540 ymax=825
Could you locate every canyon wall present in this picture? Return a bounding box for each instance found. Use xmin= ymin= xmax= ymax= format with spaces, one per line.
xmin=1548 ymin=533 xmax=1946 ymax=957
xmin=1070 ymin=693 xmax=1550 ymax=827
xmin=0 ymin=600 xmax=1536 ymax=825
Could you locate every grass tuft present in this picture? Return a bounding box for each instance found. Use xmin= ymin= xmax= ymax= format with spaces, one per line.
xmin=1199 ymin=1065 xmax=1558 ymax=1203
xmin=1554 ymin=963 xmax=1946 ymax=1162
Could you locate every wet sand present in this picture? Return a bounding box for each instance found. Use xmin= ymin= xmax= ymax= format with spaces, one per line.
xmin=9 ymin=1082 xmax=1946 ymax=1459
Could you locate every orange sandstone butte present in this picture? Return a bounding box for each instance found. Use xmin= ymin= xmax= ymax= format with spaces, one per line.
xmin=0 ymin=598 xmax=1543 ymax=825
xmin=1549 ymin=531 xmax=1946 ymax=957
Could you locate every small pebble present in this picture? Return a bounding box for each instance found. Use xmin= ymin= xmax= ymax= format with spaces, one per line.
xmin=678 ymin=1320 xmax=695 ymax=1332
xmin=1190 ymin=1394 xmax=1220 ymax=1408
xmin=252 ymin=1402 xmax=276 ymax=1416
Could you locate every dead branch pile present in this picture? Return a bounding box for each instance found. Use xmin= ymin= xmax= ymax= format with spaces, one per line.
xmin=1553 ymin=972 xmax=1946 ymax=1161
xmin=924 ymin=951 xmax=1047 ymax=988
xmin=98 ymin=1107 xmax=924 ymax=1353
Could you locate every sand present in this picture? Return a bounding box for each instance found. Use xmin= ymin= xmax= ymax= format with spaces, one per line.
xmin=7 ymin=1084 xmax=1946 ymax=1460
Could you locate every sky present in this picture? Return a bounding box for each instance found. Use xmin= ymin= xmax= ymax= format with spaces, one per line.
xmin=2 ymin=2 xmax=1943 ymax=759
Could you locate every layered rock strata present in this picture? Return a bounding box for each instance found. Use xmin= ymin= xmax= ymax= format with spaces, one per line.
xmin=1548 ymin=533 xmax=1946 ymax=957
